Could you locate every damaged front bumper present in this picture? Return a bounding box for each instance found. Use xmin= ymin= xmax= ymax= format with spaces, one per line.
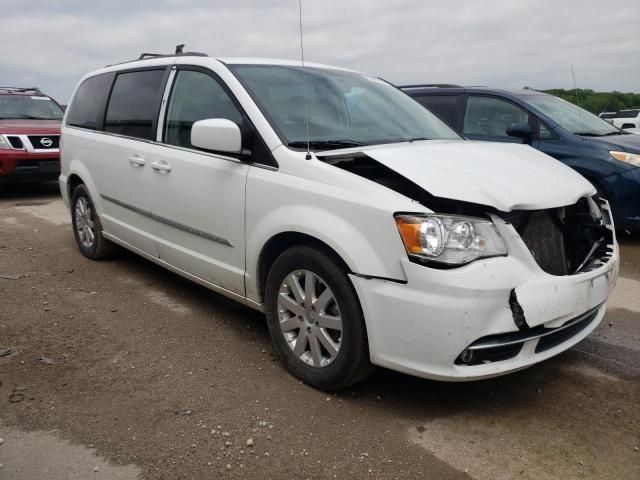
xmin=350 ymin=218 xmax=619 ymax=381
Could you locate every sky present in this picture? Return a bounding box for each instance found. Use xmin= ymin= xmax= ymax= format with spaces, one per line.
xmin=1 ymin=0 xmax=638 ymax=103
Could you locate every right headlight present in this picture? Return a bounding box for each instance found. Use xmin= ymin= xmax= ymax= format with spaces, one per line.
xmin=395 ymin=214 xmax=507 ymax=266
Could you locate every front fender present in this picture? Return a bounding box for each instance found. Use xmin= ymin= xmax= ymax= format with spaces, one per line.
xmin=245 ymin=203 xmax=408 ymax=302
xmin=243 ymin=159 xmax=417 ymax=303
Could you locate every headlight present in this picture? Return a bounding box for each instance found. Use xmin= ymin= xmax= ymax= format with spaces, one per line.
xmin=0 ymin=135 xmax=10 ymax=150
xmin=395 ymin=214 xmax=507 ymax=266
xmin=610 ymin=151 xmax=640 ymax=166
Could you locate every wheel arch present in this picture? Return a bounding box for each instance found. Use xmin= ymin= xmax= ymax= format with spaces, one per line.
xmin=64 ymin=160 xmax=103 ymax=215
xmin=67 ymin=173 xmax=84 ymax=198
xmin=256 ymin=231 xmax=352 ymax=304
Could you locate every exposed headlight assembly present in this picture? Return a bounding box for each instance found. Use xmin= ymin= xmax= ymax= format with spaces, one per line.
xmin=610 ymin=151 xmax=640 ymax=167
xmin=395 ymin=214 xmax=507 ymax=266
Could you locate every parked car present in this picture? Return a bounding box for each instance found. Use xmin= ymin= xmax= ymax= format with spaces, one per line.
xmin=612 ymin=109 xmax=640 ymax=129
xmin=598 ymin=111 xmax=617 ymax=123
xmin=403 ymin=85 xmax=640 ymax=232
xmin=60 ymin=52 xmax=619 ymax=390
xmin=0 ymin=87 xmax=64 ymax=183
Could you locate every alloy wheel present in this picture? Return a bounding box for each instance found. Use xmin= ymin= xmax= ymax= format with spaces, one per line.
xmin=74 ymin=197 xmax=95 ymax=249
xmin=277 ymin=269 xmax=343 ymax=368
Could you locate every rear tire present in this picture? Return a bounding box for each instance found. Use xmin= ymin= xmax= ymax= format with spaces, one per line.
xmin=265 ymin=245 xmax=374 ymax=391
xmin=71 ymin=184 xmax=115 ymax=259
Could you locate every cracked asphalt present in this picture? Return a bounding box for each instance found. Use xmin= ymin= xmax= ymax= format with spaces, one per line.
xmin=0 ymin=183 xmax=639 ymax=480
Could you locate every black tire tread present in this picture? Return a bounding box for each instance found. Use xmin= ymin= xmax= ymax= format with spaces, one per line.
xmin=264 ymin=244 xmax=374 ymax=391
xmin=71 ymin=184 xmax=115 ymax=260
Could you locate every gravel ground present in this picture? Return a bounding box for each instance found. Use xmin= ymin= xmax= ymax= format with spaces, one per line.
xmin=0 ymin=183 xmax=638 ymax=480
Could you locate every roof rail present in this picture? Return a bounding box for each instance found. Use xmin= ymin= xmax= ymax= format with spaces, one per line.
xmin=400 ymin=84 xmax=463 ymax=89
xmin=0 ymin=86 xmax=44 ymax=95
xmin=106 ymin=44 xmax=208 ymax=67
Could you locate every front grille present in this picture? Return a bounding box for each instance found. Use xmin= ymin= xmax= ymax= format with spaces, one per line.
xmin=6 ymin=136 xmax=24 ymax=149
xmin=15 ymin=160 xmax=60 ymax=174
xmin=27 ymin=135 xmax=59 ymax=149
xmin=455 ymin=305 xmax=600 ymax=366
xmin=502 ymin=198 xmax=614 ymax=276
xmin=535 ymin=312 xmax=596 ymax=353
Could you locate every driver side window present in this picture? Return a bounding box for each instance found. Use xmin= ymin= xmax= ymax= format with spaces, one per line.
xmin=463 ymin=96 xmax=529 ymax=138
xmin=164 ymin=70 xmax=243 ymax=149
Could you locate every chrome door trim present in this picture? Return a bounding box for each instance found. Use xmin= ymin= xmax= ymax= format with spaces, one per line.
xmin=101 ymin=193 xmax=233 ymax=247
xmin=156 ymin=66 xmax=177 ymax=142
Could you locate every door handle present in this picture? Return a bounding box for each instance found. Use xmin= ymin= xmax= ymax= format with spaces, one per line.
xmin=128 ymin=155 xmax=146 ymax=167
xmin=151 ymin=161 xmax=172 ymax=173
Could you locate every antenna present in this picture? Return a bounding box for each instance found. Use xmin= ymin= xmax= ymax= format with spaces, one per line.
xmin=571 ymin=64 xmax=583 ymax=123
xmin=298 ymin=0 xmax=312 ymax=160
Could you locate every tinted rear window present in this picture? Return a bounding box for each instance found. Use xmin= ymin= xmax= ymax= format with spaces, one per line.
xmin=413 ymin=95 xmax=459 ymax=129
xmin=66 ymin=73 xmax=114 ymax=130
xmin=104 ymin=69 xmax=166 ymax=140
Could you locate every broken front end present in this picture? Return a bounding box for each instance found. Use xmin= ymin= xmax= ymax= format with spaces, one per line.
xmin=327 ymin=152 xmax=618 ymax=380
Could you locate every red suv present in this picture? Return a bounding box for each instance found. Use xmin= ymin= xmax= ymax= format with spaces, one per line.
xmin=0 ymin=87 xmax=64 ymax=183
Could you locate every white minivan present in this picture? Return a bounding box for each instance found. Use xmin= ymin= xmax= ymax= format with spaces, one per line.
xmin=60 ymin=51 xmax=619 ymax=390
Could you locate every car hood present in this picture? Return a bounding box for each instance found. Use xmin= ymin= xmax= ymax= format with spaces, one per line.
xmin=584 ymin=132 xmax=640 ymax=154
xmin=321 ymin=140 xmax=595 ymax=212
xmin=0 ymin=119 xmax=61 ymax=135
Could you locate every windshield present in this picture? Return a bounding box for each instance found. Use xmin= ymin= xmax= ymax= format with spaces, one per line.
xmin=600 ymin=112 xmax=617 ymax=119
xmin=229 ymin=65 xmax=460 ymax=150
xmin=0 ymin=95 xmax=64 ymax=120
xmin=618 ymin=109 xmax=640 ymax=118
xmin=522 ymin=94 xmax=620 ymax=136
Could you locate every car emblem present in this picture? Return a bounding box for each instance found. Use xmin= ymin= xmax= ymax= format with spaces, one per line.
xmin=40 ymin=137 xmax=53 ymax=148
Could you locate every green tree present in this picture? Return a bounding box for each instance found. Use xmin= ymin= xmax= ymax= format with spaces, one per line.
xmin=534 ymin=88 xmax=640 ymax=115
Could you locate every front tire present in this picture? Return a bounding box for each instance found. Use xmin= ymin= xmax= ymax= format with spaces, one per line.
xmin=71 ymin=184 xmax=114 ymax=259
xmin=265 ymin=245 xmax=374 ymax=391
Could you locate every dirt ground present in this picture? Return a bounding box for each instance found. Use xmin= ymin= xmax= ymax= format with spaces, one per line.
xmin=0 ymin=183 xmax=639 ymax=480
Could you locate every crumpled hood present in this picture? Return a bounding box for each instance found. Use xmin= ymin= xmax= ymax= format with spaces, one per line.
xmin=325 ymin=140 xmax=595 ymax=212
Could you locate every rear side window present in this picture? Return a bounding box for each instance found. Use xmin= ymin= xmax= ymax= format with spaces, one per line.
xmin=163 ymin=70 xmax=243 ymax=148
xmin=105 ymin=69 xmax=166 ymax=140
xmin=618 ymin=110 xmax=640 ymax=118
xmin=413 ymin=95 xmax=459 ymax=129
xmin=66 ymin=73 xmax=114 ymax=130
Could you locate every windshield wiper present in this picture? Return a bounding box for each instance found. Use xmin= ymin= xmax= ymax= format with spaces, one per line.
xmin=575 ymin=131 xmax=628 ymax=137
xmin=287 ymin=139 xmax=365 ymax=151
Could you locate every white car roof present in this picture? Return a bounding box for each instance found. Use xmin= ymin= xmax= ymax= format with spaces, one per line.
xmin=216 ymin=57 xmax=361 ymax=73
xmin=92 ymin=55 xmax=363 ymax=78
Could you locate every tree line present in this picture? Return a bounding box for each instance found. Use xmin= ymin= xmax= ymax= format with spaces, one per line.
xmin=523 ymin=88 xmax=640 ymax=115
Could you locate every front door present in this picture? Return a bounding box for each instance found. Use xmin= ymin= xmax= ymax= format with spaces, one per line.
xmin=147 ymin=67 xmax=250 ymax=295
xmin=461 ymin=95 xmax=532 ymax=143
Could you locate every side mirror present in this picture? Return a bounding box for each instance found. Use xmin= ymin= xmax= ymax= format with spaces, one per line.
xmin=506 ymin=122 xmax=533 ymax=140
xmin=191 ymin=118 xmax=242 ymax=154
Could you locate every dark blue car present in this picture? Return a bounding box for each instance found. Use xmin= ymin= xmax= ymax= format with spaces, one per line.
xmin=401 ymin=85 xmax=640 ymax=231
